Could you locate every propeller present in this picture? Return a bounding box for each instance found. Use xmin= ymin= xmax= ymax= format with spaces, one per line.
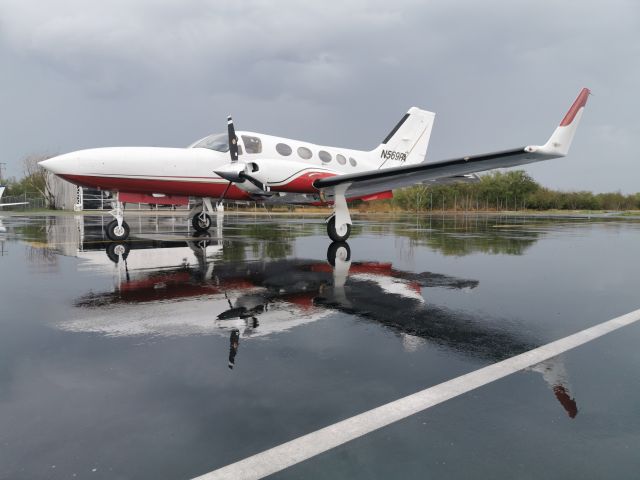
xmin=239 ymin=169 xmax=269 ymax=192
xmin=215 ymin=115 xmax=270 ymax=194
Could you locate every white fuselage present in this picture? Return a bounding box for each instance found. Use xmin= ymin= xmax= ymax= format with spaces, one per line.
xmin=40 ymin=131 xmax=383 ymax=203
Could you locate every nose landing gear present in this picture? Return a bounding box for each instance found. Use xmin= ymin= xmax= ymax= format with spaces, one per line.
xmin=192 ymin=211 xmax=212 ymax=232
xmin=106 ymin=193 xmax=130 ymax=241
xmin=189 ymin=198 xmax=219 ymax=234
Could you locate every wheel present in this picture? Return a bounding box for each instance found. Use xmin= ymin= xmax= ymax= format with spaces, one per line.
xmin=106 ymin=219 xmax=130 ymax=241
xmin=192 ymin=212 xmax=212 ymax=232
xmin=327 ymin=216 xmax=351 ymax=242
xmin=106 ymin=243 xmax=130 ymax=264
xmin=327 ymin=242 xmax=351 ymax=267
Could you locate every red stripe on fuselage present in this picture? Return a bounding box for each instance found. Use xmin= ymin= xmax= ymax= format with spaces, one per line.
xmin=59 ymin=174 xmax=253 ymax=200
xmin=271 ymin=172 xmax=336 ymax=193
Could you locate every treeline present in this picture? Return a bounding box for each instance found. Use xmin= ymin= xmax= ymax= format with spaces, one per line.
xmin=3 ymin=154 xmax=56 ymax=206
xmin=4 ymin=176 xmax=41 ymax=197
xmin=390 ymin=171 xmax=640 ymax=212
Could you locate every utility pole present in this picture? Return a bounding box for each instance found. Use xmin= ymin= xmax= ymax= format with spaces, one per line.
xmin=0 ymin=162 xmax=6 ymax=184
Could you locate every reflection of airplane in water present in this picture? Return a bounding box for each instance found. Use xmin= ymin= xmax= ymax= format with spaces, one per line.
xmin=71 ymin=213 xmax=225 ymax=283
xmin=64 ymin=229 xmax=578 ymax=417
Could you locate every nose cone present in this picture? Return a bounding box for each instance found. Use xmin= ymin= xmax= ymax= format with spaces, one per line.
xmin=39 ymin=153 xmax=74 ymax=175
xmin=214 ymin=162 xmax=246 ymax=183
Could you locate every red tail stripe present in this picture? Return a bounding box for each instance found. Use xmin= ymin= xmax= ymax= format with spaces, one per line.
xmin=559 ymin=88 xmax=590 ymax=127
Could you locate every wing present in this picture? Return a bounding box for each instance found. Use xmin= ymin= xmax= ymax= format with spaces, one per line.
xmin=314 ymin=88 xmax=590 ymax=199
xmin=0 ymin=202 xmax=29 ymax=207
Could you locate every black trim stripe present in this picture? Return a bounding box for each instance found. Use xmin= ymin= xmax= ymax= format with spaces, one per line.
xmin=267 ymin=167 xmax=334 ymax=185
xmin=382 ymin=113 xmax=410 ymax=144
xmin=313 ymin=147 xmax=527 ymax=189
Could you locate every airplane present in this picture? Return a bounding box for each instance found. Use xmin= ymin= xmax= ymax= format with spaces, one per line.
xmin=0 ymin=185 xmax=29 ymax=208
xmin=39 ymin=88 xmax=590 ymax=242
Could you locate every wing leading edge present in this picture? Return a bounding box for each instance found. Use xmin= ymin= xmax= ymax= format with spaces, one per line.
xmin=314 ymin=88 xmax=590 ymax=199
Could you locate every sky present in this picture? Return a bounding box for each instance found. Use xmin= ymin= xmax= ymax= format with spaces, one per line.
xmin=0 ymin=0 xmax=638 ymax=193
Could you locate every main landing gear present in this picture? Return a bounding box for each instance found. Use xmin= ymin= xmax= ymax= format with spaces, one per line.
xmin=106 ymin=192 xmax=130 ymax=241
xmin=326 ymin=185 xmax=352 ymax=242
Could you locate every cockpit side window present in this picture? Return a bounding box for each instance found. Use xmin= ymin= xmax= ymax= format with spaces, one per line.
xmin=191 ymin=133 xmax=243 ymax=155
xmin=241 ymin=135 xmax=262 ymax=154
xmin=191 ymin=133 xmax=229 ymax=152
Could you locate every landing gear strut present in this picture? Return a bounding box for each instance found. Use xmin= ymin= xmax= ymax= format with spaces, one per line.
xmin=326 ymin=185 xmax=352 ymax=242
xmin=106 ymin=192 xmax=130 ymax=241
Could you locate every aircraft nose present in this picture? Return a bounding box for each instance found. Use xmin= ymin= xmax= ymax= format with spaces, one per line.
xmin=39 ymin=153 xmax=74 ymax=174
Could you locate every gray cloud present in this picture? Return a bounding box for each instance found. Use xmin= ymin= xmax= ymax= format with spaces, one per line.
xmin=0 ymin=0 xmax=638 ymax=192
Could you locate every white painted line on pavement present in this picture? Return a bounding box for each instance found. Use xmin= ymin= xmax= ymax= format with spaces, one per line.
xmin=192 ymin=308 xmax=640 ymax=480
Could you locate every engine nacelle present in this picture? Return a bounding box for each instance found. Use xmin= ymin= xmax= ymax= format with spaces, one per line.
xmin=245 ymin=159 xmax=337 ymax=193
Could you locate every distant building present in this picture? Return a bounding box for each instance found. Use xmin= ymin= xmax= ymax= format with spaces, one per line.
xmin=49 ymin=175 xmax=111 ymax=211
xmin=49 ymin=175 xmax=78 ymax=210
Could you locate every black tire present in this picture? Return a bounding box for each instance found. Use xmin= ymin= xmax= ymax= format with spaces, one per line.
xmin=106 ymin=243 xmax=130 ymax=264
xmin=327 ymin=216 xmax=351 ymax=242
xmin=106 ymin=220 xmax=130 ymax=241
xmin=327 ymin=241 xmax=351 ymax=267
xmin=192 ymin=212 xmax=212 ymax=232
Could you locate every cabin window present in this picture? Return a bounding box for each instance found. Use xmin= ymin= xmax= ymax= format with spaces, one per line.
xmin=336 ymin=154 xmax=346 ymax=165
xmin=349 ymin=157 xmax=357 ymax=166
xmin=319 ymin=150 xmax=332 ymax=163
xmin=242 ymin=135 xmax=262 ymax=154
xmin=276 ymin=143 xmax=292 ymax=156
xmin=297 ymin=146 xmax=312 ymax=159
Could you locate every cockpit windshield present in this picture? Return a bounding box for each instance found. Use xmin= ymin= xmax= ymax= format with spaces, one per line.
xmin=191 ymin=133 xmax=229 ymax=152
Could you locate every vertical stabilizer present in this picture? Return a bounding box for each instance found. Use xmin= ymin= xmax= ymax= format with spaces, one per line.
xmin=374 ymin=107 xmax=435 ymax=168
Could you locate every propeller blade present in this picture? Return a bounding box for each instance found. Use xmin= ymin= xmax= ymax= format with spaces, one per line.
xmin=227 ymin=116 xmax=239 ymax=163
xmin=239 ymin=171 xmax=270 ymax=192
xmin=214 ymin=169 xmax=243 ymax=183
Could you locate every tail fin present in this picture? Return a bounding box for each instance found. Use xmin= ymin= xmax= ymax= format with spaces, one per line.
xmin=539 ymin=88 xmax=590 ymax=156
xmin=374 ymin=107 xmax=435 ymax=168
xmin=0 ymin=186 xmax=5 ymax=201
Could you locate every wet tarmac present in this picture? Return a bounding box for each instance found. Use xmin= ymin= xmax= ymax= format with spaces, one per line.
xmin=1 ymin=213 xmax=639 ymax=479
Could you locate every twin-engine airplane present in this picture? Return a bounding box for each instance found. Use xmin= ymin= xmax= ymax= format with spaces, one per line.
xmin=40 ymin=88 xmax=590 ymax=242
